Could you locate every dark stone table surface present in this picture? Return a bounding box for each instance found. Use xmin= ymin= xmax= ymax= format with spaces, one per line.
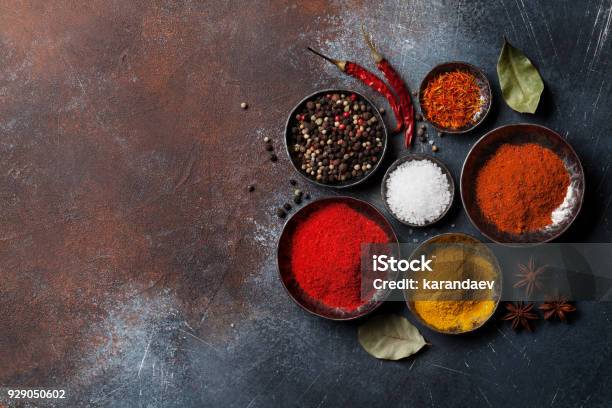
xmin=0 ymin=1 xmax=611 ymax=407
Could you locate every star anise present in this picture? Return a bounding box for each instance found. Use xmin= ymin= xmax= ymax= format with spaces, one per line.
xmin=502 ymin=302 xmax=539 ymax=331
xmin=539 ymin=297 xmax=576 ymax=322
xmin=513 ymin=257 xmax=548 ymax=298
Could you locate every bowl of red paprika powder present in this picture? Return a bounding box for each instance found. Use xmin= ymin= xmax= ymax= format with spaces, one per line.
xmin=277 ymin=196 xmax=399 ymax=320
xmin=461 ymin=124 xmax=585 ymax=244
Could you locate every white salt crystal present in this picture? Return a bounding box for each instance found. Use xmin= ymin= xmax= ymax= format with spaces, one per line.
xmin=386 ymin=159 xmax=452 ymax=226
xmin=551 ymin=182 xmax=577 ymax=226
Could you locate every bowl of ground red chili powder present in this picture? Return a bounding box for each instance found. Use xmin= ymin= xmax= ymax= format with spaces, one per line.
xmin=461 ymin=124 xmax=585 ymax=244
xmin=277 ymin=196 xmax=398 ymax=320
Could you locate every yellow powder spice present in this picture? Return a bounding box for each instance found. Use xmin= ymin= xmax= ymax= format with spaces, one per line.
xmin=413 ymin=300 xmax=496 ymax=332
xmin=410 ymin=234 xmax=500 ymax=333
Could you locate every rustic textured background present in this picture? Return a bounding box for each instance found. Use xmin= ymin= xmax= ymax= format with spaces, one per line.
xmin=0 ymin=0 xmax=611 ymax=407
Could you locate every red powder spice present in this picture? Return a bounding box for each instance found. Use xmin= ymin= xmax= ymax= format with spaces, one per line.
xmin=290 ymin=202 xmax=390 ymax=311
xmin=475 ymin=143 xmax=570 ymax=234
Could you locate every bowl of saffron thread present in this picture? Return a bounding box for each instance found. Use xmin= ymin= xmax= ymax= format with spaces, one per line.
xmin=418 ymin=61 xmax=492 ymax=134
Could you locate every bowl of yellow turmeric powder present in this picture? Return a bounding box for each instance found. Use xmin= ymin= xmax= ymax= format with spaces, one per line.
xmin=404 ymin=233 xmax=502 ymax=334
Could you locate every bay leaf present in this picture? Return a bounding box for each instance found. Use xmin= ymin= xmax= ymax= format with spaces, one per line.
xmin=497 ymin=37 xmax=544 ymax=113
xmin=358 ymin=314 xmax=427 ymax=360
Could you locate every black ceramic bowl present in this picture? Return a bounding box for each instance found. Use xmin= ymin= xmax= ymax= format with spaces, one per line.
xmin=277 ymin=196 xmax=398 ymax=320
xmin=284 ymin=89 xmax=388 ymax=189
xmin=404 ymin=233 xmax=503 ymax=335
xmin=381 ymin=154 xmax=455 ymax=227
xmin=419 ymin=61 xmax=492 ymax=134
xmin=461 ymin=124 xmax=585 ymax=244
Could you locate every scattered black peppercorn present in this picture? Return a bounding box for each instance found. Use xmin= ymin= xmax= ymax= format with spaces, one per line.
xmin=289 ymin=179 xmax=297 ymax=186
xmin=270 ymin=154 xmax=278 ymax=162
xmin=276 ymin=208 xmax=287 ymax=218
xmin=304 ymin=193 xmax=311 ymax=200
xmin=247 ymin=185 xmax=255 ymax=192
xmin=283 ymin=203 xmax=292 ymax=211
xmin=293 ymin=196 xmax=302 ymax=205
xmin=265 ymin=144 xmax=274 ymax=152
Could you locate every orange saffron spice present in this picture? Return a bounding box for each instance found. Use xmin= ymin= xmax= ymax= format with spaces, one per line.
xmin=422 ymin=70 xmax=483 ymax=129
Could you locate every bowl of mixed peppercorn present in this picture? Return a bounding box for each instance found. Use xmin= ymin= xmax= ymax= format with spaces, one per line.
xmin=285 ymin=89 xmax=388 ymax=188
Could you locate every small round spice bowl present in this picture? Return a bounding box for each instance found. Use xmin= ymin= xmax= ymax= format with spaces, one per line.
xmin=461 ymin=123 xmax=585 ymax=244
xmin=284 ymin=89 xmax=388 ymax=189
xmin=381 ymin=154 xmax=455 ymax=228
xmin=404 ymin=233 xmax=503 ymax=335
xmin=418 ymin=61 xmax=492 ymax=134
xmin=276 ymin=196 xmax=399 ymax=321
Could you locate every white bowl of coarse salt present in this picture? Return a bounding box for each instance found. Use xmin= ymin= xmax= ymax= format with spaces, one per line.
xmin=382 ymin=155 xmax=455 ymax=227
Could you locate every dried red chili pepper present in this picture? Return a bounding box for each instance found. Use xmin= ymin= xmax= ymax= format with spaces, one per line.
xmin=362 ymin=30 xmax=414 ymax=147
xmin=307 ymin=47 xmax=403 ymax=133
